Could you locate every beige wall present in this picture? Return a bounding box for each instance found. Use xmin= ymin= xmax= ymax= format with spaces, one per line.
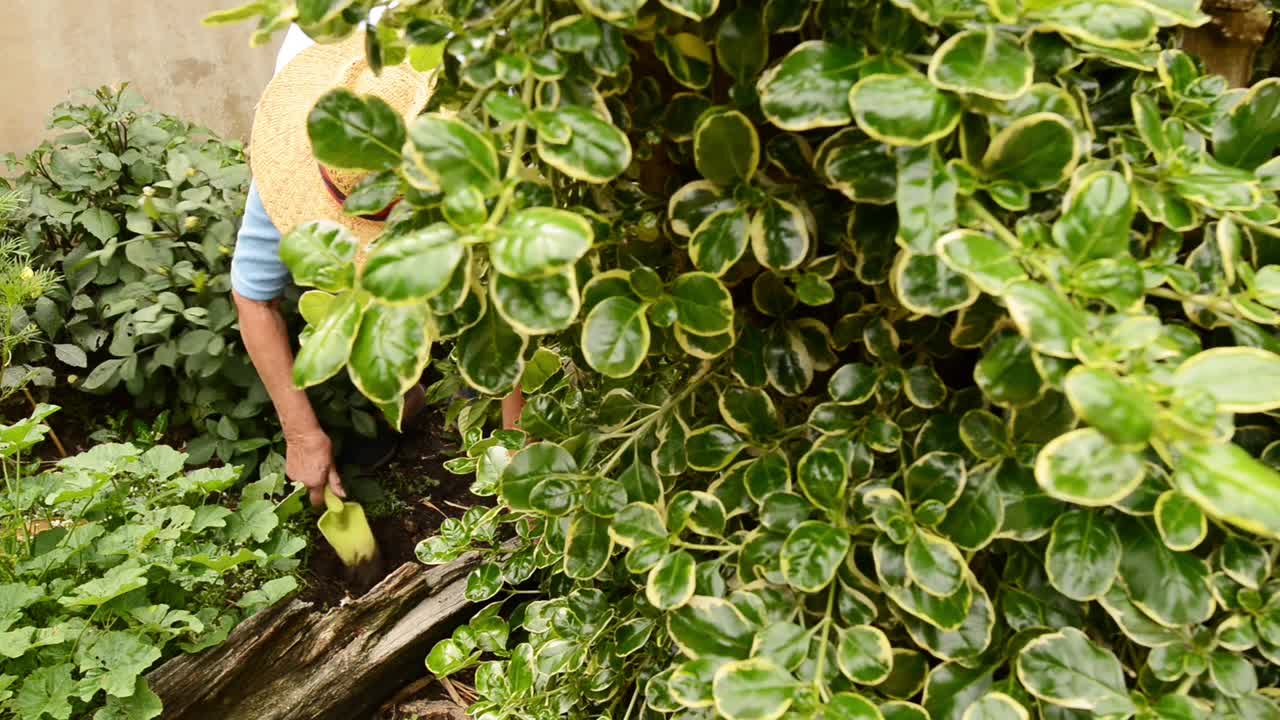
xmin=0 ymin=0 xmax=284 ymax=153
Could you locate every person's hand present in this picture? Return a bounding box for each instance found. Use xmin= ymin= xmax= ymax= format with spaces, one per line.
xmin=285 ymin=427 xmax=345 ymax=507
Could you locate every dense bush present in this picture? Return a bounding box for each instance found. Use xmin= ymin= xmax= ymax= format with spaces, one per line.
xmin=216 ymin=1 xmax=1280 ymax=718
xmin=4 ymin=86 xmax=380 ymax=467
xmin=0 ymin=190 xmax=58 ymax=399
xmin=0 ymin=406 xmax=304 ymax=720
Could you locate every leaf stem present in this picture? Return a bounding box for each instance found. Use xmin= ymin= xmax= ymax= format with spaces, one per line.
xmin=968 ymin=200 xmax=1020 ymax=248
xmin=811 ymin=583 xmax=837 ymax=703
xmin=598 ymin=362 xmax=717 ymax=478
xmin=672 ymin=539 xmax=738 ymax=552
xmin=1147 ymin=287 xmax=1237 ymax=315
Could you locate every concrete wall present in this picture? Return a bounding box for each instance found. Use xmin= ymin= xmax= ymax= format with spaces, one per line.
xmin=0 ymin=0 xmax=284 ymax=153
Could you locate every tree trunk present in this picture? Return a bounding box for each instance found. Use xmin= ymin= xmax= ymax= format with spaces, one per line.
xmin=148 ymin=555 xmax=478 ymax=720
xmin=1182 ymin=0 xmax=1272 ymax=88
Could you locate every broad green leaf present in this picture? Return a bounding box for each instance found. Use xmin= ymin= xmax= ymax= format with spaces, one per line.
xmin=906 ymin=531 xmax=966 ymax=597
xmin=751 ymin=198 xmax=810 ymax=271
xmin=781 ymin=520 xmax=851 ymax=592
xmin=1116 ymin=515 xmax=1214 ymax=626
xmin=686 ymin=425 xmax=746 ymax=472
xmin=491 ymin=207 xmax=594 ymax=279
xmin=647 ymin=551 xmax=697 ymax=610
xmin=822 ymin=133 xmax=897 ymax=203
xmin=661 ymin=0 xmax=719 ymax=20
xmin=1213 ymin=78 xmax=1280 ymax=171
xmin=93 ymin=678 xmax=162 ymax=720
xmin=928 ymin=29 xmax=1033 ymax=100
xmin=671 ymin=273 xmax=734 ymax=336
xmin=667 ymin=596 xmax=754 ymax=659
xmin=720 ymin=386 xmax=780 ymax=438
xmin=491 ymin=270 xmax=580 ymax=335
xmin=1030 ymin=1 xmax=1158 ymax=49
xmin=850 ymin=73 xmax=962 ymax=146
xmin=457 ymin=306 xmax=527 ymax=394
xmin=983 ymin=113 xmax=1079 ymax=190
xmin=1154 ymin=491 xmax=1207 ymax=551
xmin=1045 ymin=510 xmax=1121 ymax=601
xmin=1002 ymin=281 xmax=1086 ymax=358
xmin=937 ymin=230 xmax=1025 ymax=294
xmin=293 ymin=292 xmax=361 ymax=388
xmin=1035 ymin=428 xmax=1144 ymax=505
xmin=408 ymin=114 xmax=501 ymax=196
xmin=896 ymin=145 xmax=956 ymax=254
xmin=1051 ymin=171 xmax=1134 ymax=262
xmin=1174 ymin=441 xmax=1280 ymax=540
xmin=717 ymin=5 xmax=769 ymax=81
xmin=712 ymin=658 xmax=796 ymax=720
xmin=798 ymin=447 xmax=848 ymax=510
xmin=1097 ymin=582 xmax=1182 ymax=648
xmin=279 ymin=221 xmax=358 ymax=292
xmin=348 ymin=302 xmax=431 ymax=403
xmin=670 ymin=180 xmax=738 ymax=237
xmin=669 ymin=656 xmax=723 ymax=708
xmin=78 ymin=630 xmax=163 ymax=698
xmin=893 ymin=250 xmax=977 ymax=316
xmin=690 ymin=207 xmax=751 ymax=276
xmin=611 ymin=502 xmax=668 ymax=547
xmin=14 ymin=664 xmax=75 ymax=720
xmin=1015 ymin=628 xmax=1136 ymax=716
xmin=360 ymin=223 xmax=464 ymax=302
xmin=655 ymin=32 xmax=714 ymax=89
xmin=308 ymin=88 xmax=405 ymax=171
xmin=1173 ymin=347 xmax=1280 ymax=413
xmin=937 ymin=464 xmax=1004 ymax=551
xmin=974 ymin=336 xmax=1042 ymax=407
xmin=1062 ymin=367 xmax=1155 ymax=446
xmin=695 ymin=110 xmax=760 ymax=186
xmin=536 ymin=105 xmax=632 ymax=183
xmin=923 ymin=662 xmax=996 ymax=720
xmin=838 ymin=626 xmax=893 ymax=684
xmin=564 ymin=512 xmax=612 ymax=579
xmin=962 ymin=693 xmax=1029 ymax=720
xmin=758 ymin=41 xmax=862 ymax=131
xmin=581 ymin=296 xmax=651 ymax=378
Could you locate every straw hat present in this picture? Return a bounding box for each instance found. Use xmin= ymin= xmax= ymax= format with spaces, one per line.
xmin=249 ymin=33 xmax=435 ymax=245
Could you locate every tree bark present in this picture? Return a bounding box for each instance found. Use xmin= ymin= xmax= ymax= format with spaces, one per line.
xmin=1182 ymin=0 xmax=1272 ymax=88
xmin=149 ymin=555 xmax=479 ymax=720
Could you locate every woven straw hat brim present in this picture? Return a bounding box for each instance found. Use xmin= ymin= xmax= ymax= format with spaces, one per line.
xmin=249 ymin=33 xmax=432 ymax=247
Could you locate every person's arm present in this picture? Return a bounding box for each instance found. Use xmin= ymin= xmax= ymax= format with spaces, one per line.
xmin=232 ymin=183 xmax=343 ymax=506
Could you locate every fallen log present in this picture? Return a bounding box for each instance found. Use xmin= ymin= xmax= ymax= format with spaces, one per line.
xmin=149 ymin=554 xmax=479 ymax=720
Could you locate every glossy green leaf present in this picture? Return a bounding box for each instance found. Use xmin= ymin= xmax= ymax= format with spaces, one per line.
xmin=798 ymin=447 xmax=848 ymax=510
xmin=758 ymin=41 xmax=862 ymax=131
xmin=457 ymin=306 xmax=527 ymax=394
xmin=1173 ymin=347 xmax=1280 ymax=413
xmin=1154 ymin=491 xmax=1207 ymax=551
xmin=751 ymin=198 xmax=810 ymax=271
xmin=962 ymin=693 xmax=1029 ymax=720
xmin=582 ymin=296 xmax=650 ymax=378
xmin=1062 ymin=367 xmax=1155 ymax=446
xmin=564 ymin=512 xmax=613 ymax=579
xmin=1015 ymin=628 xmax=1136 ymax=716
xmin=491 ymin=207 xmax=594 ymax=279
xmin=1030 ymin=1 xmax=1157 ymax=49
xmin=655 ymin=32 xmax=714 ymax=90
xmin=1116 ymin=515 xmax=1214 ymax=626
xmin=712 ymin=658 xmax=796 ymax=720
xmin=491 ymin=270 xmax=580 ymax=335
xmin=717 ymin=5 xmax=769 ymax=81
xmin=1174 ymin=441 xmax=1280 ymax=540
xmin=647 ymin=550 xmax=697 ymax=610
xmin=837 ymin=626 xmax=893 ymax=685
xmin=360 ymin=223 xmax=464 ymax=302
xmin=893 ymin=250 xmax=977 ymax=316
xmin=536 ymin=105 xmax=632 ymax=183
xmin=850 ymin=74 xmax=962 ymax=146
xmin=695 ymin=110 xmax=760 ymax=186
xmin=937 ymin=230 xmax=1025 ymax=294
xmin=686 ymin=425 xmax=746 ymax=472
xmin=661 ymin=0 xmax=719 ymax=20
xmin=408 ymin=114 xmax=502 ymax=196
xmin=293 ymin=292 xmax=361 ymax=388
xmin=896 ymin=146 xmax=957 ymax=254
xmin=348 ymin=302 xmax=431 ymax=403
xmin=906 ymin=531 xmax=965 ymax=597
xmin=1035 ymin=428 xmax=1144 ymax=505
xmin=308 ymin=88 xmax=405 ymax=171
xmin=781 ymin=520 xmax=850 ymax=592
xmin=1213 ymin=78 xmax=1280 ymax=171
xmin=1051 ymin=171 xmax=1134 ymax=262
xmin=1003 ymin=281 xmax=1086 ymax=358
xmin=928 ymin=29 xmax=1033 ymax=100
xmin=667 ymin=596 xmax=754 ymax=660
xmin=1045 ymin=510 xmax=1121 ymax=601
xmin=671 ymin=273 xmax=734 ymax=336
xmin=983 ymin=113 xmax=1079 ymax=190
xmin=690 ymin=207 xmax=750 ymax=276
xmin=279 ymin=221 xmax=358 ymax=292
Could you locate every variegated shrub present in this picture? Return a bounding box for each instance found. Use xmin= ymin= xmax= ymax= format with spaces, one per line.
xmin=214 ymin=1 xmax=1280 ymax=718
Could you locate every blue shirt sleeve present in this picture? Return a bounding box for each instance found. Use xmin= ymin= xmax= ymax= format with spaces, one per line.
xmin=231 ymin=181 xmax=291 ymax=301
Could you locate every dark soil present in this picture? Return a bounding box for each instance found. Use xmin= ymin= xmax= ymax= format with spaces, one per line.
xmin=299 ymin=408 xmax=482 ymax=604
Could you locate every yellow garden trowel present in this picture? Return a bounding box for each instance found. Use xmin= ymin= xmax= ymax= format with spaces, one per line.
xmin=319 ymin=487 xmax=385 ymax=590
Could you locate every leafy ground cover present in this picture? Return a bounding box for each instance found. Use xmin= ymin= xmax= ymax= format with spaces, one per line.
xmin=209 ymin=0 xmax=1280 ymax=718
